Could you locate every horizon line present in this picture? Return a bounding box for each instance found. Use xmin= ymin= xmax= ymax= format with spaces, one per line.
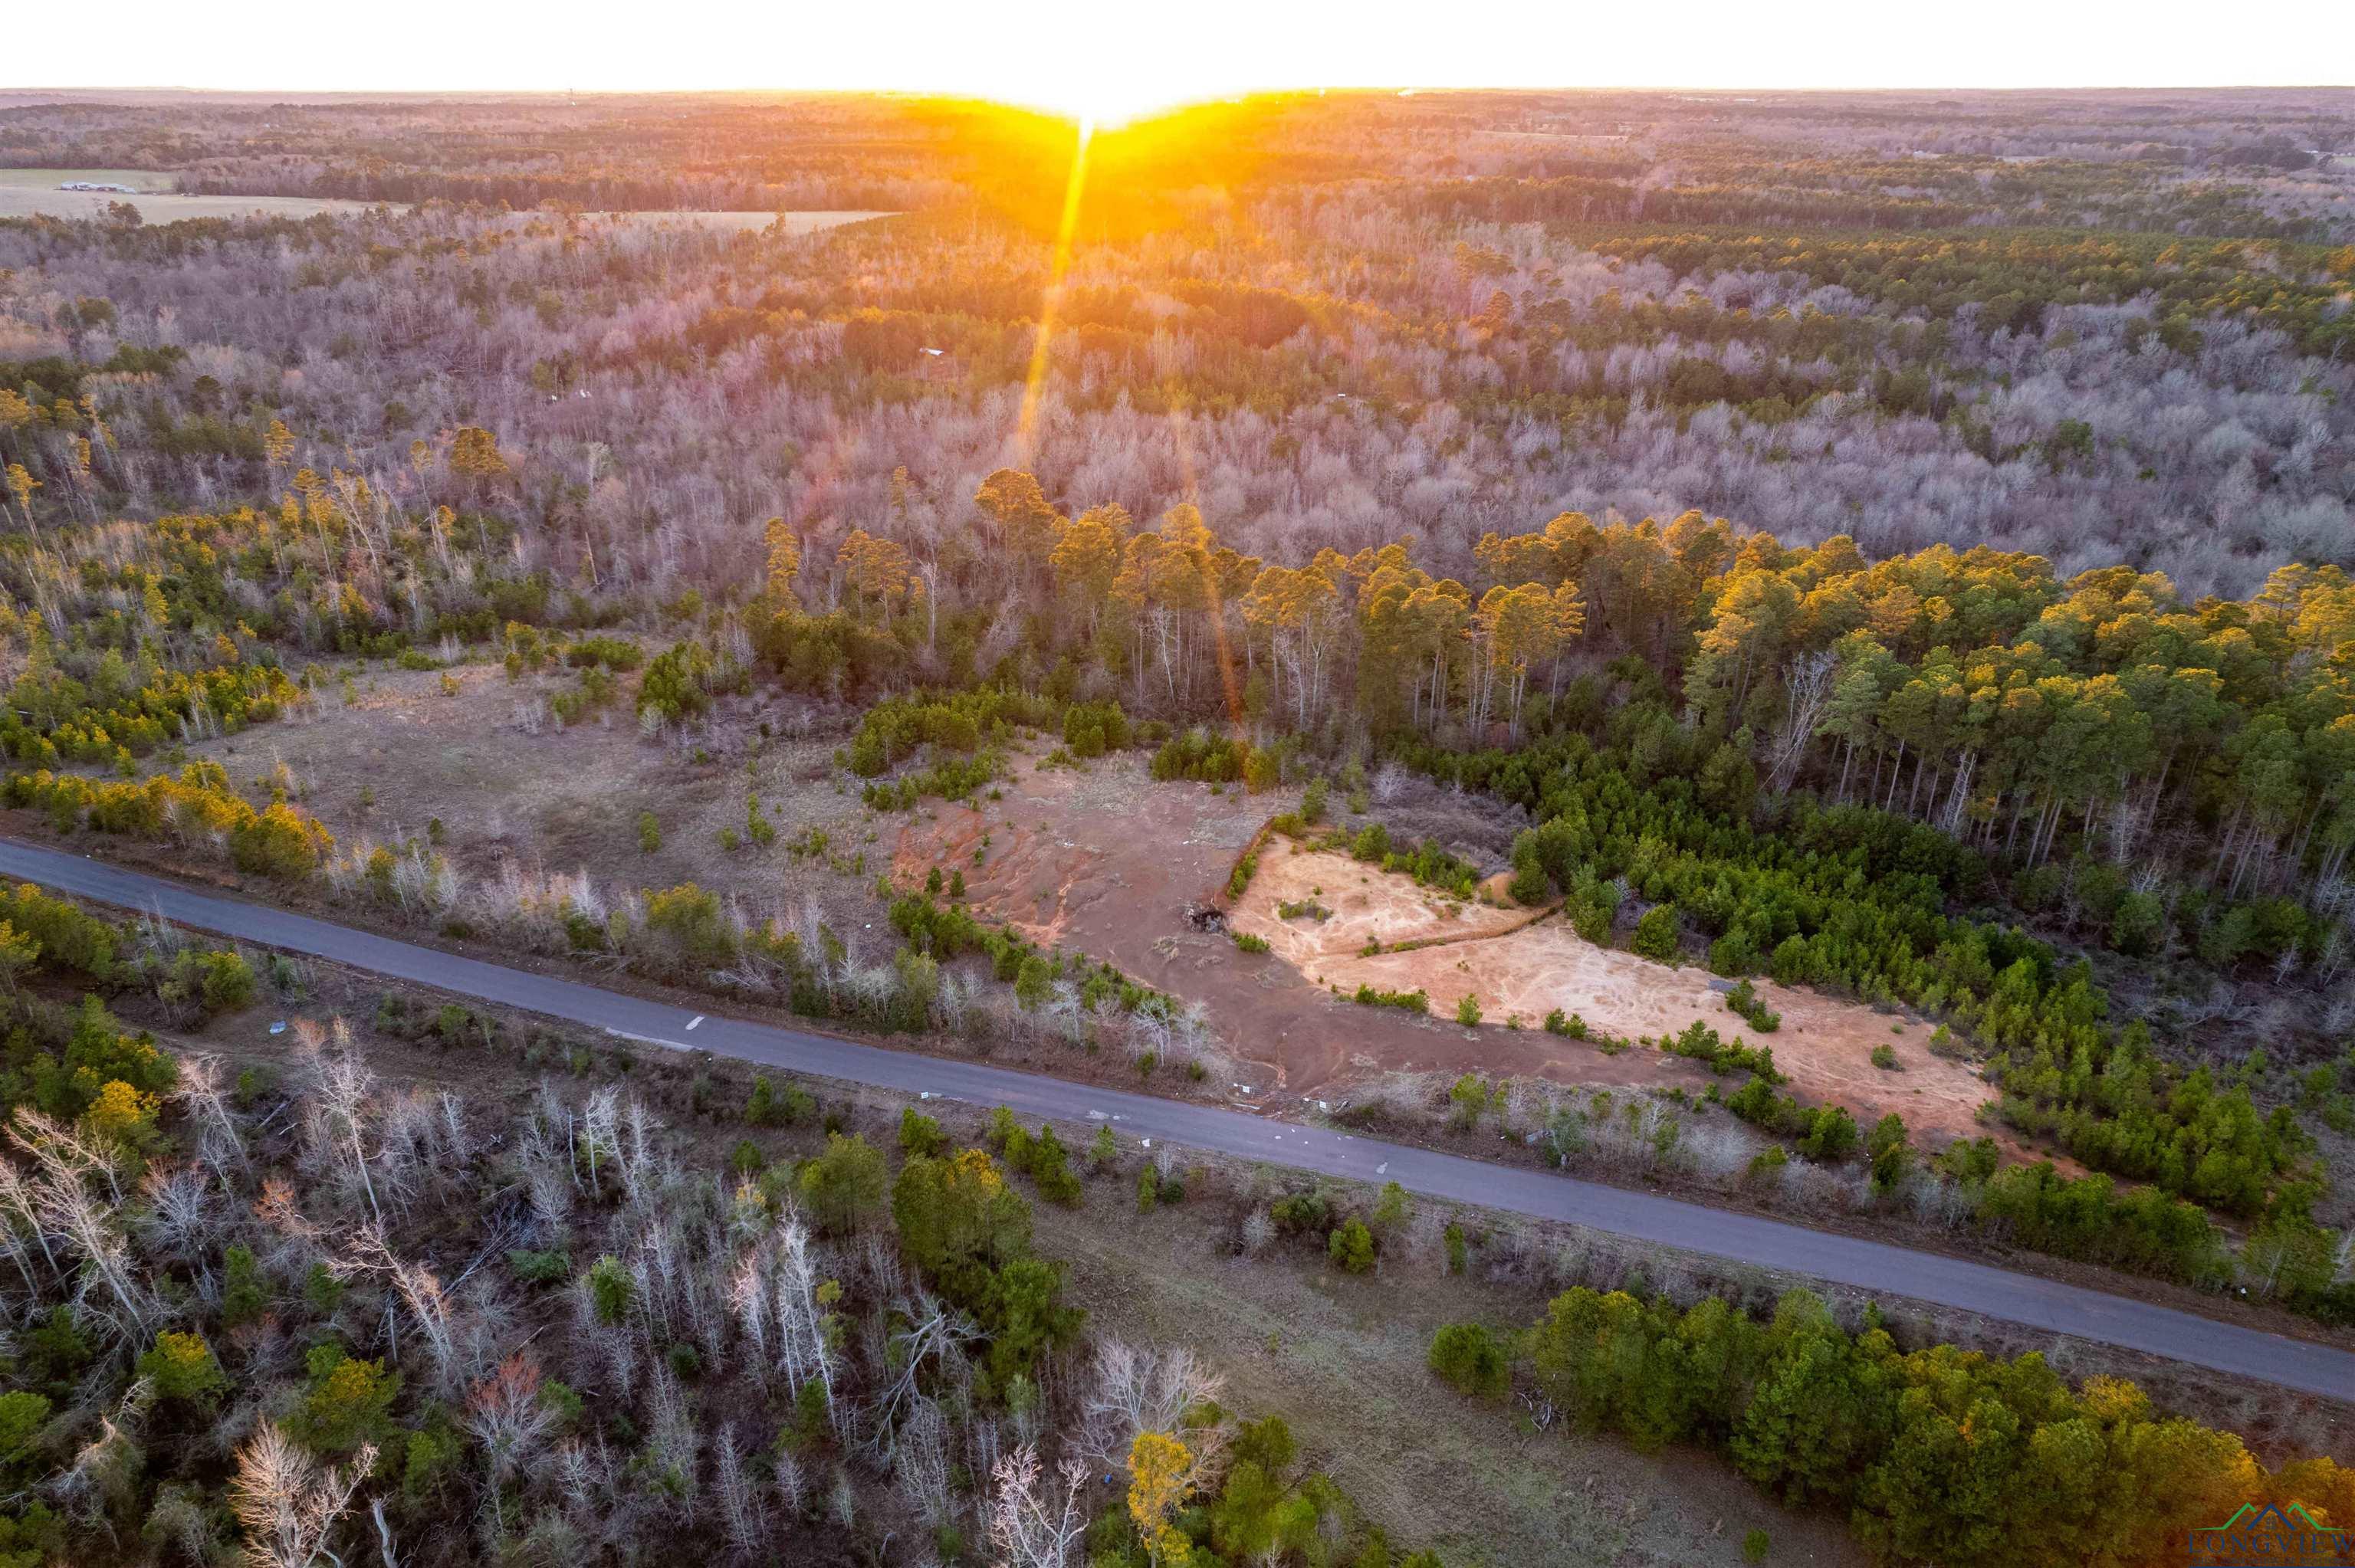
xmin=5 ymin=81 xmax=2352 ymax=99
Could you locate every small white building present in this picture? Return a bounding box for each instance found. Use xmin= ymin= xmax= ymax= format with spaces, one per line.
xmin=59 ymin=182 xmax=136 ymax=194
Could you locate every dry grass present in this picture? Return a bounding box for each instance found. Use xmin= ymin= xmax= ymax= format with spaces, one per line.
xmin=1039 ymin=1200 xmax=1866 ymax=1568
xmin=180 ymin=659 xmax=878 ymax=929
xmin=0 ymin=167 xmax=180 ymax=192
xmin=0 ymin=179 xmax=380 ymax=223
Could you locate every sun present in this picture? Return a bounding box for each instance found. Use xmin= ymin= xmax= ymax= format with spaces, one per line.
xmin=996 ymin=73 xmax=1227 ymax=132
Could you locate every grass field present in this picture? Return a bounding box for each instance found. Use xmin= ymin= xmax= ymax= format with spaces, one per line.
xmin=0 ymin=170 xmax=380 ymax=222
xmin=0 ymin=171 xmax=887 ymax=230
xmin=0 ymin=167 xmax=180 ymax=192
xmin=1040 ymin=1202 xmax=1865 ymax=1568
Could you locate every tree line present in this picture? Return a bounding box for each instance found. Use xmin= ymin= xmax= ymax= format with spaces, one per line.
xmin=1430 ymin=1284 xmax=2352 ymax=1568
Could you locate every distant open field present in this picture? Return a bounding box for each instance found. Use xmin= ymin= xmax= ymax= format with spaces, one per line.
xmin=580 ymin=208 xmax=891 ymax=232
xmin=0 ymin=167 xmax=180 ymax=192
xmin=0 ymin=171 xmax=383 ymax=222
xmin=0 ymin=172 xmax=888 ymax=231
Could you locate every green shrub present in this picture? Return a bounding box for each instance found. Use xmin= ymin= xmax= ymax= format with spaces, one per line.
xmin=220 ymin=1245 xmax=267 ymax=1327
xmin=1725 ymin=977 xmax=1780 ymax=1032
xmin=288 ymin=1343 xmax=397 ymax=1456
xmin=1797 ymin=1105 xmax=1860 ymax=1163
xmin=137 ymin=1331 xmax=225 ymax=1402
xmin=1631 ymin=904 xmax=1680 ymax=961
xmin=507 ymin=1248 xmax=572 ymax=1285
xmin=1427 ymin=1323 xmax=1509 ymax=1397
xmin=747 ymin=1074 xmax=813 ymax=1126
xmin=898 ymin=1107 xmax=945 ymax=1156
xmin=1270 ymin=1190 xmax=1332 ymax=1235
xmin=1226 ymin=851 xmax=1260 ymax=900
xmin=586 ymin=1256 xmax=635 ymax=1325
xmin=1448 ymin=1074 xmax=1493 ymax=1128
xmin=1351 ymin=983 xmax=1428 ymax=1012
xmin=796 ymin=1133 xmax=888 ymax=1235
xmin=1328 ymin=1218 xmax=1375 ymax=1274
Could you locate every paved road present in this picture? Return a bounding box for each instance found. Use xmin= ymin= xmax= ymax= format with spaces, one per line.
xmin=5 ymin=838 xmax=2351 ymax=1402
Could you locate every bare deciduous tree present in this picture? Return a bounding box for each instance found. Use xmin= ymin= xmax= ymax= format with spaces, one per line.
xmin=228 ymin=1423 xmax=376 ymax=1568
xmin=984 ymin=1445 xmax=1090 ymax=1568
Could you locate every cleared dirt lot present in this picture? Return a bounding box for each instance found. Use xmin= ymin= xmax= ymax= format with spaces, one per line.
xmin=892 ymin=750 xmax=1271 ymax=949
xmin=893 ymin=754 xmax=1700 ymax=1099
xmin=192 ymin=691 xmax=1991 ymax=1143
xmin=1233 ymin=832 xmax=2008 ymax=1153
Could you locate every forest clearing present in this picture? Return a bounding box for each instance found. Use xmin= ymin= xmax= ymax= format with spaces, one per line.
xmin=176 ymin=674 xmax=2067 ymax=1155
xmin=1235 ymin=839 xmax=2006 ymax=1153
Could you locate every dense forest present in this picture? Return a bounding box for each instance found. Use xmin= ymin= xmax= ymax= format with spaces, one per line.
xmin=2 ymin=89 xmax=2352 ymax=605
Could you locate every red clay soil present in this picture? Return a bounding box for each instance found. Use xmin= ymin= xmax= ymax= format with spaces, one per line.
xmin=898 ymin=766 xmax=2021 ymax=1153
xmin=891 ymin=757 xmax=1703 ymax=1101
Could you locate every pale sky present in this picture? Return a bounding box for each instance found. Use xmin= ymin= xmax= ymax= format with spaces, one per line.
xmin=9 ymin=0 xmax=2352 ymax=120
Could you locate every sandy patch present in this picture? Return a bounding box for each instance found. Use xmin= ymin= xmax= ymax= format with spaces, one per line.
xmin=1327 ymin=921 xmax=1999 ymax=1142
xmin=1231 ymin=848 xmax=2012 ymax=1152
xmin=1231 ymin=841 xmax=1536 ymax=964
